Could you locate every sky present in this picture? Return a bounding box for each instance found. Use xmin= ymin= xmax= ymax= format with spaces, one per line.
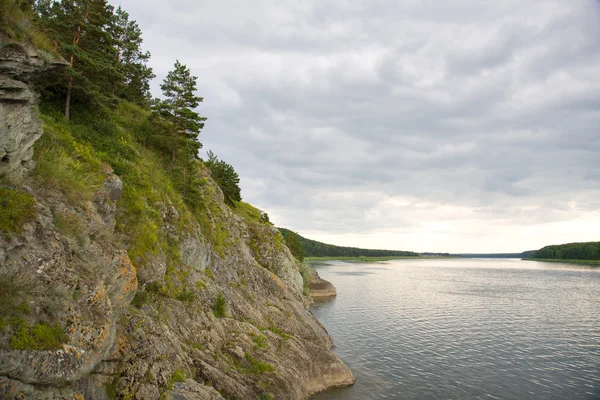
xmin=115 ymin=0 xmax=600 ymax=253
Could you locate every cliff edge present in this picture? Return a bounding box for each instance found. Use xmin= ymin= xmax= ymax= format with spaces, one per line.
xmin=0 ymin=39 xmax=353 ymax=400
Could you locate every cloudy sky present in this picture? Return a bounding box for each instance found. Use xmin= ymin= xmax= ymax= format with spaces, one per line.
xmin=115 ymin=0 xmax=600 ymax=253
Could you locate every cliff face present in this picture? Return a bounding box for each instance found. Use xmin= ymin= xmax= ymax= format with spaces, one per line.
xmin=0 ymin=39 xmax=353 ymax=400
xmin=0 ymin=38 xmax=66 ymax=178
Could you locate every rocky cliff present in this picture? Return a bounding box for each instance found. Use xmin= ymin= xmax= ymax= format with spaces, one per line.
xmin=0 ymin=38 xmax=353 ymax=399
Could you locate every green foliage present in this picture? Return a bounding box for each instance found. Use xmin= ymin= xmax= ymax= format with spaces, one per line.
xmin=37 ymin=0 xmax=121 ymax=119
xmin=153 ymin=60 xmax=205 ymax=160
xmin=279 ymin=227 xmax=419 ymax=258
xmin=170 ymin=369 xmax=186 ymax=383
xmin=279 ymin=229 xmax=304 ymax=261
xmin=205 ymin=268 xmax=215 ymax=280
xmin=260 ymin=212 xmax=270 ymax=224
xmin=176 ymin=290 xmax=196 ymax=303
xmin=10 ymin=319 xmax=67 ymax=351
xmin=35 ymin=0 xmax=154 ymax=119
xmin=33 ymin=116 xmax=105 ymax=201
xmin=244 ymin=352 xmax=274 ymax=374
xmin=298 ymin=262 xmax=312 ymax=297
xmin=259 ymin=394 xmax=275 ymax=400
xmin=252 ymin=335 xmax=267 ymax=350
xmin=1 ymin=0 xmax=29 ymax=38
xmin=532 ymin=242 xmax=600 ymax=261
xmin=262 ymin=326 xmax=291 ymax=340
xmin=109 ymin=6 xmax=154 ymax=105
xmin=130 ymin=290 xmax=149 ymax=309
xmin=0 ymin=187 xmax=36 ymax=234
xmin=234 ymin=202 xmax=274 ymax=231
xmin=165 ymin=368 xmax=186 ymax=390
xmin=0 ymin=0 xmax=56 ymax=55
xmin=213 ymin=292 xmax=226 ymax=318
xmin=205 ymin=150 xmax=241 ymax=207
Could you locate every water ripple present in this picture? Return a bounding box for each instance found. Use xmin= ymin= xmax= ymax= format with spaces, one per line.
xmin=311 ymin=259 xmax=600 ymax=400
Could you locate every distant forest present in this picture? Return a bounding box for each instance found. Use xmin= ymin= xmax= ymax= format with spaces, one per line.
xmin=532 ymin=242 xmax=600 ymax=260
xmin=278 ymin=228 xmax=419 ymax=259
xmin=459 ymin=251 xmax=535 ymax=259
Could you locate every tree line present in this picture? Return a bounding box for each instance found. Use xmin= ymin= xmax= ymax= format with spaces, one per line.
xmin=532 ymin=242 xmax=600 ymax=260
xmin=279 ymin=228 xmax=419 ymax=259
xmin=2 ymin=0 xmax=241 ymax=207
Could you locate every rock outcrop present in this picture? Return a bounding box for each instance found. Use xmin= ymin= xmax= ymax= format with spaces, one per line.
xmin=0 ymin=38 xmax=353 ymax=399
xmin=309 ymin=270 xmax=337 ymax=299
xmin=0 ymin=36 xmax=67 ymax=178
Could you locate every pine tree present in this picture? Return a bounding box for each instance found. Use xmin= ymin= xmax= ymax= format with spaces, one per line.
xmin=205 ymin=150 xmax=241 ymax=207
xmin=154 ymin=60 xmax=206 ymax=161
xmin=109 ymin=6 xmax=154 ymax=105
xmin=38 ymin=0 xmax=121 ymax=120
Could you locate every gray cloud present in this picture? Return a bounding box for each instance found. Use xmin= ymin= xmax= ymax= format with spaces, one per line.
xmin=116 ymin=0 xmax=600 ymax=252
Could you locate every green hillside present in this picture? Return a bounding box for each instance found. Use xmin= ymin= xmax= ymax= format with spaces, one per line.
xmin=278 ymin=228 xmax=419 ymax=259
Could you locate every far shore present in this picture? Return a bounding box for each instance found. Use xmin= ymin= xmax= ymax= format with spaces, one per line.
xmin=523 ymin=258 xmax=600 ymax=265
xmin=306 ymin=255 xmax=458 ymax=263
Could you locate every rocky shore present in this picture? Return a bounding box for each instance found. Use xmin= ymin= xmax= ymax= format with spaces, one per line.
xmin=0 ymin=39 xmax=353 ymax=400
xmin=309 ymin=270 xmax=337 ymax=299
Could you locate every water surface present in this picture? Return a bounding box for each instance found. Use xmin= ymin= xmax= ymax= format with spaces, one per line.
xmin=310 ymin=258 xmax=600 ymax=400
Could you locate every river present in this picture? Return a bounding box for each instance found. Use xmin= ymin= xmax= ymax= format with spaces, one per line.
xmin=310 ymin=258 xmax=600 ymax=400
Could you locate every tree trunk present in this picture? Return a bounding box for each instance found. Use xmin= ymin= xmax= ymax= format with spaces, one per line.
xmin=183 ymin=166 xmax=187 ymax=199
xmin=64 ymin=78 xmax=72 ymax=121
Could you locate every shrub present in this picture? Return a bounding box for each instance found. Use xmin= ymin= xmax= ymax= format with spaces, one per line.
xmin=166 ymin=369 xmax=186 ymax=390
xmin=213 ymin=292 xmax=226 ymax=318
xmin=259 ymin=212 xmax=270 ymax=224
xmin=0 ymin=187 xmax=36 ymax=234
xmin=176 ymin=290 xmax=196 ymax=303
xmin=171 ymin=369 xmax=186 ymax=383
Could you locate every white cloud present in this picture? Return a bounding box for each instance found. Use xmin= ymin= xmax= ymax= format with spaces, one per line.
xmin=115 ymin=0 xmax=600 ymax=252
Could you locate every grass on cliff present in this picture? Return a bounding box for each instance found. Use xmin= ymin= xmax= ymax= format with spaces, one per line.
xmin=34 ymin=105 xmax=221 ymax=296
xmin=0 ymin=0 xmax=58 ymax=59
xmin=0 ymin=187 xmax=36 ymax=234
xmin=34 ymin=117 xmax=105 ymax=201
xmin=9 ymin=319 xmax=66 ymax=351
xmin=244 ymin=352 xmax=274 ymax=374
xmin=166 ymin=369 xmax=186 ymax=390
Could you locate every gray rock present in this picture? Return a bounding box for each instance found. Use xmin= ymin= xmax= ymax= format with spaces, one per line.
xmin=0 ymin=37 xmax=67 ymax=178
xmin=0 ymin=38 xmax=353 ymax=400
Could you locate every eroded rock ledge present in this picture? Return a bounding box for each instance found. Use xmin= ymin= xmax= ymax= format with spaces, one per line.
xmin=0 ymin=36 xmax=67 ymax=178
xmin=309 ymin=270 xmax=337 ymax=299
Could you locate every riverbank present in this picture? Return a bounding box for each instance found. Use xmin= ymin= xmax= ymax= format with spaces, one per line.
xmin=524 ymin=258 xmax=600 ymax=265
xmin=307 ymin=256 xmax=420 ymax=263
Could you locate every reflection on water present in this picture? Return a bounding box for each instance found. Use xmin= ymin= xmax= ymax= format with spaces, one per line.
xmin=310 ymin=258 xmax=600 ymax=400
